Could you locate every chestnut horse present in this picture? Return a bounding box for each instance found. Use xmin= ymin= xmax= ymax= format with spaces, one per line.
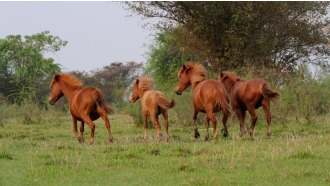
xmin=175 ymin=62 xmax=231 ymax=140
xmin=48 ymin=73 xmax=114 ymax=144
xmin=130 ymin=77 xmax=175 ymax=141
xmin=220 ymin=71 xmax=279 ymax=138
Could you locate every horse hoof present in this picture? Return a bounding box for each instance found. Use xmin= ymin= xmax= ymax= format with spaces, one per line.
xmin=78 ymin=137 xmax=85 ymax=143
xmin=239 ymin=129 xmax=247 ymax=137
xmin=194 ymin=132 xmax=200 ymax=139
xmin=267 ymin=132 xmax=271 ymax=139
xmin=109 ymin=138 xmax=113 ymax=144
xmin=223 ymin=131 xmax=229 ymax=137
xmin=144 ymin=136 xmax=149 ymax=141
xmin=89 ymin=140 xmax=94 ymax=145
xmin=158 ymin=134 xmax=163 ymax=141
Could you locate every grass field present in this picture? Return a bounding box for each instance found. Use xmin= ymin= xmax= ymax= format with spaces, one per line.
xmin=0 ymin=113 xmax=329 ymax=186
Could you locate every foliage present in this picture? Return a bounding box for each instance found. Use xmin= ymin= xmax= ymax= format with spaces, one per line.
xmin=0 ymin=31 xmax=67 ymax=104
xmin=125 ymin=2 xmax=330 ymax=72
xmin=145 ymin=32 xmax=191 ymax=88
xmin=279 ymin=64 xmax=330 ymax=124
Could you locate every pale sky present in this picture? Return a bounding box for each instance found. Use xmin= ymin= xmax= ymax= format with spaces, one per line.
xmin=0 ymin=1 xmax=154 ymax=72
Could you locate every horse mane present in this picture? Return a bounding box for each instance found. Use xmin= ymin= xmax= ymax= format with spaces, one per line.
xmin=137 ymin=77 xmax=153 ymax=91
xmin=179 ymin=62 xmax=207 ymax=86
xmin=222 ymin=71 xmax=241 ymax=80
xmin=50 ymin=73 xmax=83 ymax=88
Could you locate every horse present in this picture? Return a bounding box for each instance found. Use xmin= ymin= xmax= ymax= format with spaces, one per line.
xmin=175 ymin=62 xmax=231 ymax=141
xmin=219 ymin=71 xmax=280 ymax=138
xmin=48 ymin=73 xmax=114 ymax=144
xmin=130 ymin=77 xmax=175 ymax=142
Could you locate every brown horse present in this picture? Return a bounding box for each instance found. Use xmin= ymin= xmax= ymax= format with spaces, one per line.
xmin=175 ymin=62 xmax=231 ymax=140
xmin=130 ymin=77 xmax=175 ymax=141
xmin=48 ymin=73 xmax=114 ymax=144
xmin=220 ymin=71 xmax=279 ymax=138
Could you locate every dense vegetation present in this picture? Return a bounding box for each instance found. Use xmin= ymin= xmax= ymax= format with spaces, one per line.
xmin=0 ymin=2 xmax=329 ymax=185
xmin=125 ymin=1 xmax=330 ymax=72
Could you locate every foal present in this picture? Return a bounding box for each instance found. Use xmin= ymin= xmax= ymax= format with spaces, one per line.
xmin=175 ymin=62 xmax=231 ymax=140
xmin=220 ymin=71 xmax=279 ymax=138
xmin=130 ymin=77 xmax=175 ymax=141
xmin=48 ymin=73 xmax=114 ymax=144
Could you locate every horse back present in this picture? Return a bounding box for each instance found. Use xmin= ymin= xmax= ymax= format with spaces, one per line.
xmin=193 ymin=80 xmax=230 ymax=114
xmin=141 ymin=90 xmax=160 ymax=112
xmin=234 ymin=78 xmax=269 ymax=109
xmin=70 ymin=87 xmax=110 ymax=120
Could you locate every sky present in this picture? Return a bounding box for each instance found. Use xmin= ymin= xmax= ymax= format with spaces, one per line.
xmin=0 ymin=1 xmax=154 ymax=72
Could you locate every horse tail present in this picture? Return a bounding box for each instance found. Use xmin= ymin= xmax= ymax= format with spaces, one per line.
xmin=100 ymin=101 xmax=115 ymax=115
xmin=157 ymin=96 xmax=175 ymax=110
xmin=214 ymin=87 xmax=232 ymax=117
xmin=260 ymin=82 xmax=280 ymax=101
xmin=93 ymin=89 xmax=115 ymax=115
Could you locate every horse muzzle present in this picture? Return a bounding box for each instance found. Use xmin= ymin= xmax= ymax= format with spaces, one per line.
xmin=175 ymin=89 xmax=182 ymax=95
xmin=48 ymin=97 xmax=56 ymax=105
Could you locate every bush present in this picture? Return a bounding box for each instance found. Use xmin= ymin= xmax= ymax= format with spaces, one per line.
xmin=124 ymin=100 xmax=154 ymax=128
xmin=279 ymin=68 xmax=330 ymax=124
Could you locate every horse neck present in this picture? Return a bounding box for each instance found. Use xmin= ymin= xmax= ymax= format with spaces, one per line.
xmin=190 ymin=75 xmax=206 ymax=89
xmin=59 ymin=81 xmax=83 ymax=101
xmin=138 ymin=88 xmax=151 ymax=98
xmin=228 ymin=79 xmax=244 ymax=93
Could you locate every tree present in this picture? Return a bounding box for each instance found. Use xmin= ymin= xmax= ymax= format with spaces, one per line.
xmin=0 ymin=31 xmax=67 ymax=104
xmin=145 ymin=32 xmax=192 ymax=88
xmin=125 ymin=2 xmax=330 ymax=72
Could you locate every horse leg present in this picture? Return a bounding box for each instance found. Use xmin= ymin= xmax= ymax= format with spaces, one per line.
xmin=71 ymin=116 xmax=81 ymax=143
xmin=79 ymin=121 xmax=85 ymax=143
xmin=143 ymin=113 xmax=148 ymax=141
xmin=162 ymin=110 xmax=170 ymax=142
xmin=235 ymin=108 xmax=247 ymax=137
xmin=81 ymin=115 xmax=96 ymax=145
xmin=262 ymin=99 xmax=272 ymax=138
xmin=204 ymin=117 xmax=210 ymax=141
xmin=150 ymin=113 xmax=163 ymax=141
xmin=221 ymin=112 xmax=229 ymax=137
xmin=247 ymin=106 xmax=258 ymax=138
xmin=97 ymin=106 xmax=113 ymax=143
xmin=206 ymin=109 xmax=217 ymax=140
xmin=193 ymin=110 xmax=200 ymax=139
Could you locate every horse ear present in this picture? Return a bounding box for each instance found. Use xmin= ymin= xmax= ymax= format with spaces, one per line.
xmin=220 ymin=72 xmax=224 ymax=78
xmin=54 ymin=74 xmax=61 ymax=81
xmin=135 ymin=78 xmax=139 ymax=85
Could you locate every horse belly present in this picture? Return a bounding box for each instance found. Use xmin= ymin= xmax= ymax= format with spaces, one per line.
xmin=89 ymin=112 xmax=100 ymax=121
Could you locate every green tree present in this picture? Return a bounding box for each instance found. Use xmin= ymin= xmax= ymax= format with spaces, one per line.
xmin=0 ymin=31 xmax=67 ymax=104
xmin=125 ymin=2 xmax=330 ymax=72
xmin=145 ymin=32 xmax=192 ymax=88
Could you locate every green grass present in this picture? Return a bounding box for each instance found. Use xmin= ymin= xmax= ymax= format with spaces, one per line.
xmin=0 ymin=113 xmax=329 ymax=186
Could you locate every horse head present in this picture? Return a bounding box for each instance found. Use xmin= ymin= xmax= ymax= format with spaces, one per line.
xmin=48 ymin=74 xmax=64 ymax=105
xmin=175 ymin=64 xmax=192 ymax=95
xmin=130 ymin=79 xmax=140 ymax=103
